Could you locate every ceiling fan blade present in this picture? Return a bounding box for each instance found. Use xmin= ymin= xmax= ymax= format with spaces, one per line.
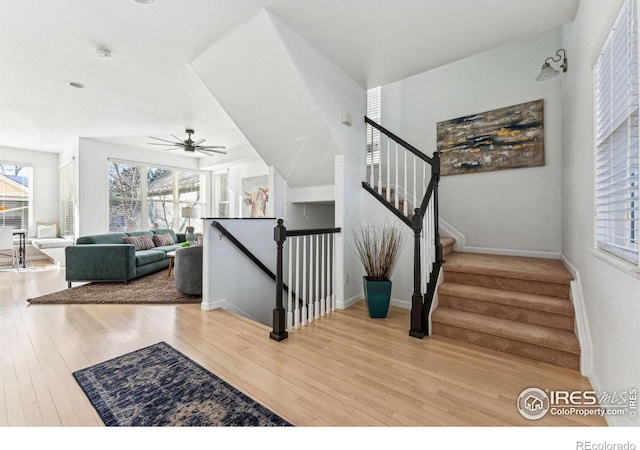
xmin=197 ymin=148 xmax=227 ymax=155
xmin=149 ymin=136 xmax=179 ymax=144
xmin=148 ymin=142 xmax=182 ymax=146
xmin=170 ymin=134 xmax=184 ymax=142
xmin=162 ymin=147 xmax=181 ymax=151
xmin=198 ymin=145 xmax=226 ymax=149
xmin=193 ymin=138 xmax=206 ymax=145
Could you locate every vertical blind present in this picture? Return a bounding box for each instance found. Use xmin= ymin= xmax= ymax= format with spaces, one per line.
xmin=595 ymin=0 xmax=639 ymax=265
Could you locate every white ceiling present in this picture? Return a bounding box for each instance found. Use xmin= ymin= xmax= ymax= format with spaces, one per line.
xmin=0 ymin=0 xmax=579 ymax=156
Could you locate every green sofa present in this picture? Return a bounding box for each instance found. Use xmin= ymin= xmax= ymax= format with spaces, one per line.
xmin=65 ymin=228 xmax=186 ymax=287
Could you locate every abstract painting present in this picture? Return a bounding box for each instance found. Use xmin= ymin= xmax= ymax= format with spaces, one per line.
xmin=242 ymin=175 xmax=269 ymax=218
xmin=437 ymin=100 xmax=545 ymax=176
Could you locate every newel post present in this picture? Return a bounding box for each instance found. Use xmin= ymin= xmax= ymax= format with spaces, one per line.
xmin=270 ymin=219 xmax=289 ymax=342
xmin=409 ymin=208 xmax=426 ymax=339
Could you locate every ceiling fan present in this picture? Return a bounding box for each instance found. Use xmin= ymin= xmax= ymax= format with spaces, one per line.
xmin=148 ymin=129 xmax=227 ymax=156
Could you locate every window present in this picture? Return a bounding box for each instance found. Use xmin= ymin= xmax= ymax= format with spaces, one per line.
xmin=595 ymin=0 xmax=639 ymax=266
xmin=213 ymin=171 xmax=230 ymax=218
xmin=108 ymin=160 xmax=205 ymax=233
xmin=0 ymin=163 xmax=32 ymax=231
xmin=366 ymin=86 xmax=381 ymax=166
xmin=59 ymin=160 xmax=75 ymax=238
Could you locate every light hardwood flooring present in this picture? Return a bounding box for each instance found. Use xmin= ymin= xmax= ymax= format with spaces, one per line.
xmin=0 ymin=263 xmax=606 ymax=427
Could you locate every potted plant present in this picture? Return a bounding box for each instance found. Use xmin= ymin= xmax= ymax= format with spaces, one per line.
xmin=352 ymin=220 xmax=405 ymax=318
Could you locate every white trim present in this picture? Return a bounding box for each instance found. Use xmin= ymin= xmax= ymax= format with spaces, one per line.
xmin=590 ymin=247 xmax=640 ymax=279
xmin=461 ymin=246 xmax=560 ymax=260
xmin=560 ymin=254 xmax=593 ymax=378
xmin=200 ymin=298 xmax=257 ymax=322
xmin=438 ymin=217 xmax=466 ymax=251
xmin=338 ymin=292 xmax=362 ymax=310
xmin=390 ymin=297 xmax=410 ymax=310
xmin=427 ymin=267 xmax=444 ymax=336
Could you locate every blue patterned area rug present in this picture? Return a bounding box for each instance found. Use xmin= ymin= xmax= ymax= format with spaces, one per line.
xmin=73 ymin=342 xmax=292 ymax=427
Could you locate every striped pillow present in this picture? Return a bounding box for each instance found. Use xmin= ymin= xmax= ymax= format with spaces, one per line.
xmin=123 ymin=235 xmax=155 ymax=251
xmin=153 ymin=233 xmax=174 ymax=247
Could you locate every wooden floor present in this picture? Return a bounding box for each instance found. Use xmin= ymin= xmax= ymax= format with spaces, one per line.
xmin=0 ymin=263 xmax=606 ymax=427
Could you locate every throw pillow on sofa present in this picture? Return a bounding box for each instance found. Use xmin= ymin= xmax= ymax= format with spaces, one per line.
xmin=123 ymin=234 xmax=155 ymax=251
xmin=153 ymin=233 xmax=174 ymax=247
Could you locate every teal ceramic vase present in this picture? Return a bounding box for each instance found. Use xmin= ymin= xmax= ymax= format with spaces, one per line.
xmin=363 ymin=276 xmax=392 ymax=318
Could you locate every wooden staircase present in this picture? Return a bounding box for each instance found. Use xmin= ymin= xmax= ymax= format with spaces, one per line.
xmin=432 ymin=251 xmax=580 ymax=370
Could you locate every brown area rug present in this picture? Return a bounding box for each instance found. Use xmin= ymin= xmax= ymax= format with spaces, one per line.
xmin=27 ymin=270 xmax=201 ymax=305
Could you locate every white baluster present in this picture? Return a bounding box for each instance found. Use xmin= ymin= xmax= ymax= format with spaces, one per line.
xmin=331 ymin=233 xmax=336 ymax=312
xmin=395 ymin=143 xmax=399 ymax=210
xmin=294 ymin=237 xmax=300 ymax=329
xmin=404 ymin=150 xmax=408 ymax=216
xmin=302 ymin=235 xmax=307 ymax=326
xmin=386 ymin=139 xmax=391 ymax=202
xmin=377 ymin=136 xmax=383 ymax=195
xmin=320 ymin=233 xmax=326 ymax=317
xmin=314 ymin=234 xmax=320 ymax=320
xmin=287 ymin=239 xmax=293 ymax=332
xmin=309 ymin=235 xmax=314 ymax=323
xmin=413 ymin=154 xmax=417 ymax=214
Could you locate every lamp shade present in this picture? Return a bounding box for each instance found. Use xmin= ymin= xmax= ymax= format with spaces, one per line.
xmin=181 ymin=206 xmax=198 ymax=219
xmin=535 ymin=62 xmax=560 ymax=81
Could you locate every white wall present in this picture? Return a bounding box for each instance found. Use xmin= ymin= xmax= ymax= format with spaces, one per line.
xmin=0 ymin=146 xmax=59 ymax=237
xmin=77 ymin=138 xmax=202 ymax=236
xmin=561 ymin=0 xmax=640 ymax=426
xmin=202 ymin=218 xmax=279 ymax=326
xmin=380 ymin=29 xmax=564 ymax=255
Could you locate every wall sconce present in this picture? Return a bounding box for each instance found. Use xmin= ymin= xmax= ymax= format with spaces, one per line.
xmin=535 ymin=48 xmax=568 ymax=81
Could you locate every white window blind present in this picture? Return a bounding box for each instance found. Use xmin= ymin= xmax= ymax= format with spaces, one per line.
xmin=595 ymin=0 xmax=639 ymax=265
xmin=59 ymin=160 xmax=75 ymax=238
xmin=367 ymin=86 xmax=381 ymax=165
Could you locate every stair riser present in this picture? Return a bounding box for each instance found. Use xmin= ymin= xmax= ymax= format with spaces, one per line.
xmin=439 ymin=295 xmax=575 ymax=332
xmin=445 ymin=272 xmax=570 ymax=299
xmin=442 ymin=244 xmax=454 ymax=257
xmin=432 ymin=323 xmax=580 ymax=370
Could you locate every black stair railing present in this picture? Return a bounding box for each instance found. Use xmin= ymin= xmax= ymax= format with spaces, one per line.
xmin=364 ymin=116 xmax=444 ymax=338
xmin=271 ymin=219 xmax=341 ymax=341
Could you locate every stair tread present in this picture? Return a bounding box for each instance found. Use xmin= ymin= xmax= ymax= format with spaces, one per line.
xmin=444 ymin=252 xmax=573 ymax=285
xmin=431 ymin=307 xmax=580 ymax=354
xmin=439 ymin=282 xmax=574 ymax=316
xmin=441 ymin=237 xmax=455 ymax=247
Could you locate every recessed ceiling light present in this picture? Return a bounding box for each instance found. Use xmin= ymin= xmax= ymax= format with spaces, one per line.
xmin=133 ymin=0 xmax=154 ymax=4
xmin=96 ymin=47 xmax=112 ymax=58
xmin=66 ymin=81 xmax=85 ymax=89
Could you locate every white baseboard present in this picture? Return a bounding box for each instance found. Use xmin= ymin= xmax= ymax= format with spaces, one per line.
xmin=390 ymin=297 xmax=410 ymax=309
xmin=201 ymin=298 xmax=257 ymax=322
xmin=462 ymin=246 xmax=561 ymax=260
xmin=338 ymin=293 xmax=363 ymax=310
xmin=559 ymin=254 xmax=594 ymax=378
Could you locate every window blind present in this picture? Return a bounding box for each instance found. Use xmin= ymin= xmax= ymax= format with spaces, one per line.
xmin=59 ymin=160 xmax=75 ymax=238
xmin=595 ymin=0 xmax=639 ymax=265
xmin=367 ymin=86 xmax=381 ymax=165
